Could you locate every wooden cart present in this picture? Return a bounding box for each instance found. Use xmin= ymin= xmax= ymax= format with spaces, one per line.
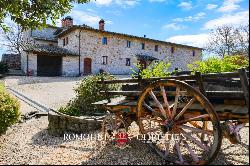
xmin=93 ymin=68 xmax=249 ymax=165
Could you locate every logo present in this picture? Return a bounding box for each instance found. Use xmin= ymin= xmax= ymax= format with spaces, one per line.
xmin=114 ymin=128 xmax=131 ymax=149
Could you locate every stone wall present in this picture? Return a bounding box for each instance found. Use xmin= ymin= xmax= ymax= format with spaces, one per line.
xmin=48 ymin=112 xmax=102 ymax=136
xmin=62 ymin=56 xmax=79 ymax=76
xmin=1 ymin=54 xmax=21 ymax=69
xmin=58 ymin=29 xmax=202 ymax=75
xmin=28 ymin=53 xmax=37 ymax=76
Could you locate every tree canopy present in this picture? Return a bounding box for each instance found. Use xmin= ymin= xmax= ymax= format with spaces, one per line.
xmin=206 ymin=25 xmax=249 ymax=57
xmin=0 ymin=0 xmax=90 ymax=31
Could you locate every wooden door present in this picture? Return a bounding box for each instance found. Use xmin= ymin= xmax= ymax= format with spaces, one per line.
xmin=139 ymin=60 xmax=147 ymax=69
xmin=84 ymin=58 xmax=92 ymax=74
xmin=37 ymin=55 xmax=62 ymax=76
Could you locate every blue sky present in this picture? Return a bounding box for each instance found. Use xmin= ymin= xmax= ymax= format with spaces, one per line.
xmin=0 ymin=0 xmax=249 ymax=59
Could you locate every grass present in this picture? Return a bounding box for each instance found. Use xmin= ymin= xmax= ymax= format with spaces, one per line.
xmin=0 ymin=80 xmax=5 ymax=92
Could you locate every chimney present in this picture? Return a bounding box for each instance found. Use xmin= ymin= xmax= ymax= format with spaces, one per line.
xmin=61 ymin=16 xmax=73 ymax=28
xmin=99 ymin=19 xmax=105 ymax=31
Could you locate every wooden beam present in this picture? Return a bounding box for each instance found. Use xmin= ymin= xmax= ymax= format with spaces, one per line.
xmin=238 ymin=68 xmax=249 ymax=108
xmin=195 ymin=72 xmax=207 ymax=96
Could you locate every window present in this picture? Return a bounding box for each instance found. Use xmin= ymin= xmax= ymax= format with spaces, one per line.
xmin=155 ymin=45 xmax=158 ymax=52
xmin=102 ymin=56 xmax=108 ymax=65
xmin=171 ymin=46 xmax=175 ymax=53
xmin=142 ymin=43 xmax=145 ymax=50
xmin=102 ymin=37 xmax=107 ymax=45
xmin=66 ymin=37 xmax=69 ymax=45
xmin=63 ymin=38 xmax=66 ymax=46
xmin=126 ymin=58 xmax=131 ymax=66
xmin=127 ymin=41 xmax=131 ymax=48
xmin=192 ymin=50 xmax=195 ymax=56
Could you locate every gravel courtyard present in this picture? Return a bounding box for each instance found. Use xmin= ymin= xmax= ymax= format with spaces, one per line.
xmin=0 ymin=76 xmax=249 ymax=165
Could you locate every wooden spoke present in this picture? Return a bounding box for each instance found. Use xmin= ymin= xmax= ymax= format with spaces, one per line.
xmin=164 ymin=142 xmax=170 ymax=157
xmin=201 ymin=121 xmax=208 ymax=142
xmin=137 ymin=80 xmax=222 ymax=165
xmin=176 ymin=114 xmax=210 ymax=125
xmin=143 ymin=102 xmax=154 ymax=112
xmin=180 ymin=129 xmax=209 ymax=151
xmin=174 ymin=142 xmax=185 ymax=164
xmin=189 ymin=121 xmax=203 ymax=129
xmin=172 ymin=86 xmax=180 ymax=118
xmin=150 ymin=90 xmax=167 ymax=118
xmin=174 ymin=97 xmax=196 ymax=121
xmin=183 ymin=140 xmax=199 ymax=163
xmin=160 ymin=86 xmax=171 ymax=117
xmin=180 ymin=125 xmax=212 ymax=135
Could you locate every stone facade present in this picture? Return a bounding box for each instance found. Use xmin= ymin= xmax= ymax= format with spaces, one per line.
xmin=21 ymin=27 xmax=59 ymax=75
xmin=21 ymin=18 xmax=202 ymax=76
xmin=62 ymin=56 xmax=79 ymax=76
xmin=1 ymin=54 xmax=21 ymax=69
xmin=58 ymin=29 xmax=202 ymax=75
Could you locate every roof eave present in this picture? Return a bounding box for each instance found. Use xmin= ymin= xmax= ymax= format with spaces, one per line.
xmin=56 ymin=26 xmax=204 ymax=50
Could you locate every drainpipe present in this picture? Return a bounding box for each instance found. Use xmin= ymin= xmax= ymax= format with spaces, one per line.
xmin=78 ymin=28 xmax=82 ymax=76
xmin=26 ymin=53 xmax=29 ymax=76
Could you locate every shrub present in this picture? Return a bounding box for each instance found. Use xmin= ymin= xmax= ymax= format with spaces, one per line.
xmin=131 ymin=61 xmax=172 ymax=78
xmin=0 ymin=90 xmax=21 ymax=134
xmin=187 ymin=55 xmax=249 ymax=74
xmin=58 ymin=73 xmax=121 ymax=116
xmin=0 ymin=62 xmax=9 ymax=74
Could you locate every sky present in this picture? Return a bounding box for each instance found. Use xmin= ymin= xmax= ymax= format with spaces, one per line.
xmin=0 ymin=0 xmax=249 ymax=60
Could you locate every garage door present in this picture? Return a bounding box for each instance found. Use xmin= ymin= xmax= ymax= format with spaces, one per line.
xmin=37 ymin=55 xmax=62 ymax=76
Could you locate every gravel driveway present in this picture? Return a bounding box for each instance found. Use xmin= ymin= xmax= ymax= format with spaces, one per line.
xmin=0 ymin=76 xmax=249 ymax=165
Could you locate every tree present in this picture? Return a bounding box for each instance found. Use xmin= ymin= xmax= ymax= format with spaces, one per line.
xmin=0 ymin=0 xmax=90 ymax=32
xmin=0 ymin=20 xmax=23 ymax=55
xmin=234 ymin=24 xmax=249 ymax=56
xmin=206 ymin=25 xmax=249 ymax=57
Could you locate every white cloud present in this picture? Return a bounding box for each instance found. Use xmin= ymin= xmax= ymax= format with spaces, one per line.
xmin=69 ymin=10 xmax=113 ymax=26
xmin=204 ymin=10 xmax=249 ymax=29
xmin=173 ymin=12 xmax=206 ymax=22
xmin=218 ymin=0 xmax=243 ymax=13
xmin=178 ymin=1 xmax=192 ymax=10
xmin=206 ymin=4 xmax=218 ymax=10
xmin=149 ymin=0 xmax=166 ymax=2
xmin=94 ymin=0 xmax=113 ymax=6
xmin=163 ymin=23 xmax=186 ymax=30
xmin=92 ymin=0 xmax=140 ymax=7
xmin=166 ymin=33 xmax=209 ymax=48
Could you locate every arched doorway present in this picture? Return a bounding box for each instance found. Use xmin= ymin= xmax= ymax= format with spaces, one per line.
xmin=84 ymin=58 xmax=92 ymax=74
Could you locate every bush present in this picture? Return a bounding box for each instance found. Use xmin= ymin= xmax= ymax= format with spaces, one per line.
xmin=0 ymin=62 xmax=9 ymax=74
xmin=0 ymin=90 xmax=21 ymax=134
xmin=132 ymin=61 xmax=172 ymax=78
xmin=58 ymin=73 xmax=121 ymax=116
xmin=187 ymin=55 xmax=249 ymax=74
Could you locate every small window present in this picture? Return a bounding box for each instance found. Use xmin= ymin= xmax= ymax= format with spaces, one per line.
xmin=102 ymin=37 xmax=107 ymax=45
xmin=66 ymin=37 xmax=69 ymax=45
xmin=63 ymin=38 xmax=66 ymax=46
xmin=192 ymin=50 xmax=195 ymax=56
xmin=171 ymin=46 xmax=175 ymax=53
xmin=126 ymin=58 xmax=131 ymax=66
xmin=102 ymin=56 xmax=108 ymax=65
xmin=127 ymin=41 xmax=131 ymax=48
xmin=155 ymin=45 xmax=158 ymax=52
xmin=142 ymin=43 xmax=145 ymax=50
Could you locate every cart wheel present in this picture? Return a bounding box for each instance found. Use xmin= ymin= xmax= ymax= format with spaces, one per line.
xmin=102 ymin=113 xmax=128 ymax=141
xmin=137 ymin=79 xmax=222 ymax=165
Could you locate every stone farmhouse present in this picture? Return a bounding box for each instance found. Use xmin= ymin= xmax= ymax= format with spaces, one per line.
xmin=21 ymin=16 xmax=202 ymax=76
